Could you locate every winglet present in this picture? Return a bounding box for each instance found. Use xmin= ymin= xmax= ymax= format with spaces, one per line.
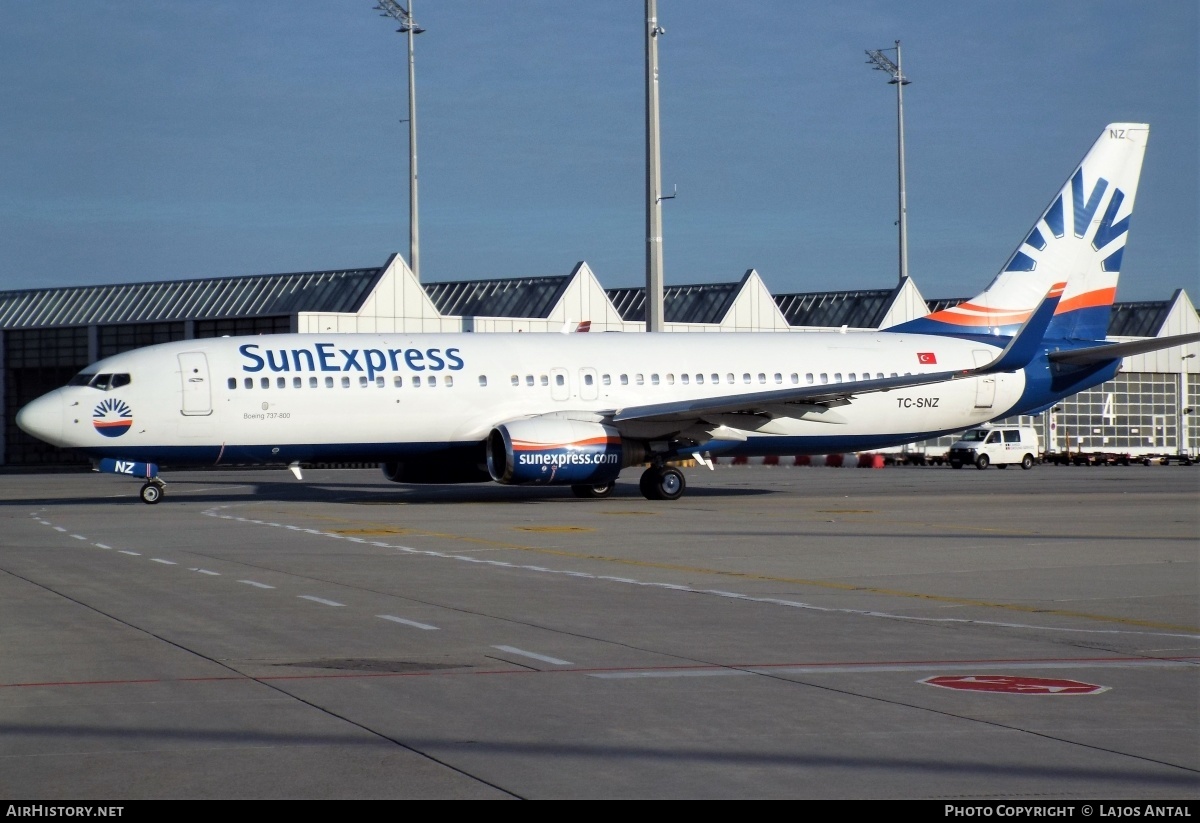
xmin=977 ymin=282 xmax=1065 ymax=373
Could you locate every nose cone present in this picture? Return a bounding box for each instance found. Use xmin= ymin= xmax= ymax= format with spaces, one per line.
xmin=16 ymin=390 xmax=65 ymax=446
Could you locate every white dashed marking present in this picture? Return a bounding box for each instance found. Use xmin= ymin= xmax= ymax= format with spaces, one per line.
xmin=298 ymin=595 xmax=344 ymax=607
xmin=378 ymin=615 xmax=439 ymax=630
xmin=492 ymin=646 xmax=573 ymax=666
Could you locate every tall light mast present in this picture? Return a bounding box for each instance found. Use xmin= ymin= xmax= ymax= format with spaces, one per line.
xmin=645 ymin=0 xmax=666 ymax=332
xmin=374 ymin=0 xmax=424 ymax=281
xmin=865 ymin=40 xmax=911 ymax=284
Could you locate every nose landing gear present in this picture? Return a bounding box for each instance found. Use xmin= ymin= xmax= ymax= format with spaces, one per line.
xmin=139 ymin=479 xmax=166 ymax=504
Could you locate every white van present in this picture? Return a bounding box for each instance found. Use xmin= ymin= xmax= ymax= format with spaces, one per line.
xmin=947 ymin=425 xmax=1040 ymax=470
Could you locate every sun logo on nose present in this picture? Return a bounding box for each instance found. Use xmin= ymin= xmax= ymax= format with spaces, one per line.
xmin=93 ymin=398 xmax=133 ymax=438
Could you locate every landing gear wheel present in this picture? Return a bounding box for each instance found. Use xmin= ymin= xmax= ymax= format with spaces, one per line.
xmin=639 ymin=466 xmax=685 ymax=501
xmin=975 ymin=454 xmax=990 ymax=470
xmin=1020 ymin=454 xmax=1035 ymax=470
xmin=571 ymin=481 xmax=615 ymax=499
xmin=140 ymin=482 xmax=163 ymax=504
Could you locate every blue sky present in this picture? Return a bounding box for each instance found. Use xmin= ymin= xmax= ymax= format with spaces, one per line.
xmin=2 ymin=1 xmax=1196 ymax=303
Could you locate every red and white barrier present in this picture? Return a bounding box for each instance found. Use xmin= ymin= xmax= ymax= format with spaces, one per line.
xmin=715 ymin=453 xmax=883 ymax=467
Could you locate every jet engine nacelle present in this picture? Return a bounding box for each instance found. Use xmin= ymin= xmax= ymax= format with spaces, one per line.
xmin=487 ymin=419 xmax=646 ymax=486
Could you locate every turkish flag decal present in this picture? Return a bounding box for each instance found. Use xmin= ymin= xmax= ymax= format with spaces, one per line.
xmin=917 ymin=352 xmax=937 ymax=364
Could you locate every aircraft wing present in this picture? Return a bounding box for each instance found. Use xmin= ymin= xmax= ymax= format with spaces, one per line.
xmin=611 ymin=368 xmax=973 ymax=424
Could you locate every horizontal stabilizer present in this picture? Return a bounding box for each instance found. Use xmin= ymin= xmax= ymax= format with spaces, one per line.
xmin=1048 ymin=332 xmax=1200 ymax=365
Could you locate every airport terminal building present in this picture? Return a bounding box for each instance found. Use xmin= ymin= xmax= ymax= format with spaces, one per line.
xmin=2 ymin=253 xmax=1197 ymax=467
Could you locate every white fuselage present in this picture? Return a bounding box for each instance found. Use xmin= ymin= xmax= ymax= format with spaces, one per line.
xmin=21 ymin=330 xmax=1025 ymax=464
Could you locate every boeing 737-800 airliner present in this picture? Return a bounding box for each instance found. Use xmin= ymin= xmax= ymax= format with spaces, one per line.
xmin=16 ymin=123 xmax=1200 ymax=502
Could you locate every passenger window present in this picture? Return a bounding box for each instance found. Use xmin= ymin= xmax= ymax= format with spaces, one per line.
xmin=667 ymin=374 xmax=675 ymax=385
xmin=806 ymin=373 xmax=814 ymax=384
xmin=758 ymin=373 xmax=766 ymax=384
xmin=277 ymin=377 xmax=286 ymax=389
xmin=774 ymin=373 xmax=782 ymax=384
xmin=711 ymin=373 xmax=719 ymax=384
xmin=478 ymin=376 xmax=487 ymax=387
xmin=244 ymin=377 xmax=253 ymax=389
xmin=726 ymin=373 xmax=734 ymax=384
xmin=325 ymin=377 xmax=334 ymax=388
xmin=375 ymin=377 xmax=385 ymax=388
xmin=834 ymin=373 xmax=843 ymax=383
xmin=341 ymin=376 xmax=350 ymax=388
xmin=602 ymin=374 xmax=611 ymax=386
xmin=526 ymin=375 xmax=534 ymax=386
xmin=651 ymin=374 xmax=660 ymax=385
xmin=540 ymin=375 xmax=549 ymax=386
xmin=620 ymin=374 xmax=629 ymax=385
xmin=820 ymin=373 xmax=829 ymax=384
xmin=228 ymin=378 xmax=237 ymax=390
xmin=511 ymin=375 xmax=520 ymax=386
xmin=636 ymin=374 xmax=644 ymax=385
xmin=309 ymin=377 xmax=317 ymax=388
xmin=261 ymin=377 xmax=270 ymax=389
xmin=558 ymin=374 xmax=567 ymax=386
xmin=790 ymin=374 xmax=799 ymax=384
xmin=294 ymin=377 xmax=302 ymax=389
xmin=414 ymin=376 xmax=422 ymax=387
xmin=849 ymin=373 xmax=856 ymax=381
xmin=394 ymin=376 xmax=404 ymax=387
xmin=743 ymin=373 xmax=751 ymax=384
xmin=444 ymin=375 xmax=453 ymax=387
xmin=695 ymin=374 xmax=703 ymax=385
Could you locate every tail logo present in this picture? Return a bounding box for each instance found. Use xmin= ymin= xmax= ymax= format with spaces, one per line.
xmin=1004 ymin=171 xmax=1129 ymax=276
xmin=93 ymin=398 xmax=133 ymax=438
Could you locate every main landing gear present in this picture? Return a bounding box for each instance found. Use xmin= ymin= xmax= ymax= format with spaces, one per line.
xmin=571 ymin=481 xmax=615 ymax=499
xmin=569 ymin=464 xmax=688 ymax=501
xmin=639 ymin=464 xmax=686 ymax=501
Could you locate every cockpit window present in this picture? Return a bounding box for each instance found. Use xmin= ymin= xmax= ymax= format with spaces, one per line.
xmin=68 ymin=373 xmax=131 ymax=391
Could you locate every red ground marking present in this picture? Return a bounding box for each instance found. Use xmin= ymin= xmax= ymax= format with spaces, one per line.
xmin=921 ymin=675 xmax=1109 ymax=695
